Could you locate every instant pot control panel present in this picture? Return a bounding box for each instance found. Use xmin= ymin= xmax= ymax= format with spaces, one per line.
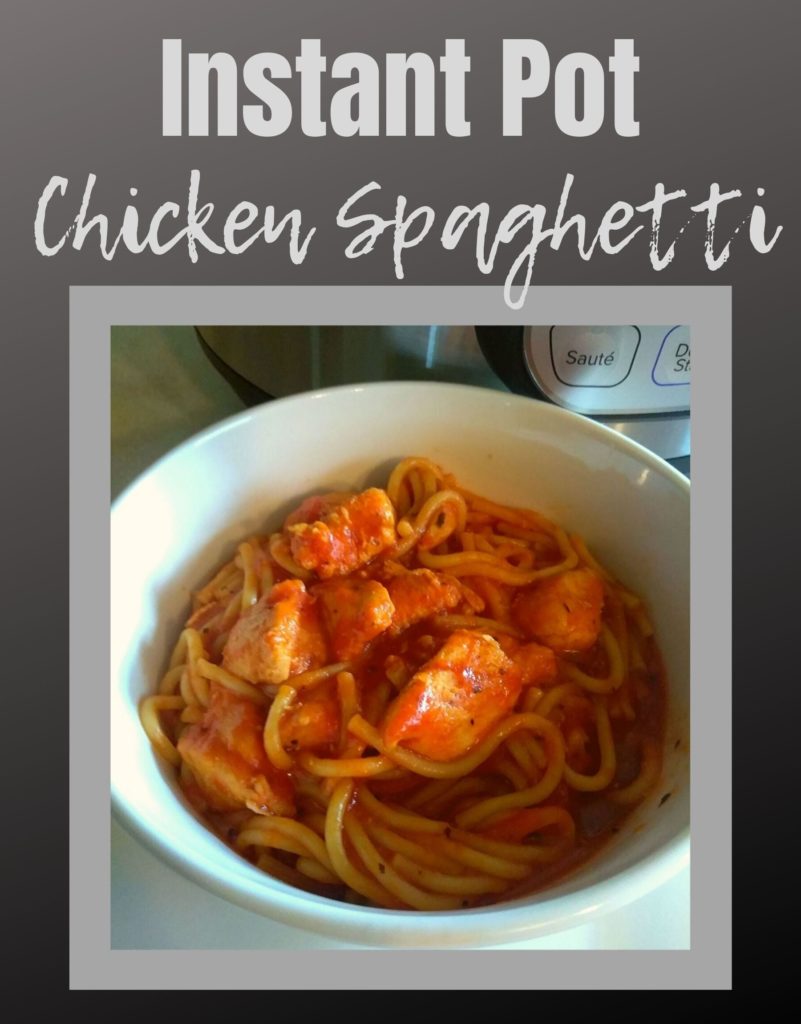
xmin=522 ymin=326 xmax=690 ymax=416
xmin=474 ymin=325 xmax=690 ymax=462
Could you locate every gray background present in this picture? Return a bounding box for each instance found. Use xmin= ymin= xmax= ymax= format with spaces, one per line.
xmin=2 ymin=0 xmax=796 ymax=994
xmin=82 ymin=285 xmax=721 ymax=985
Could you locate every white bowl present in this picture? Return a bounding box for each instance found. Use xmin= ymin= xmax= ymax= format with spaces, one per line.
xmin=111 ymin=381 xmax=690 ymax=948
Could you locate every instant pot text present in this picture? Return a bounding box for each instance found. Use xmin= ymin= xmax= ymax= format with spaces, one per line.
xmin=160 ymin=38 xmax=640 ymax=139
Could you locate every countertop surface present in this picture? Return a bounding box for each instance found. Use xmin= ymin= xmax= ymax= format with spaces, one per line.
xmin=110 ymin=326 xmax=690 ymax=951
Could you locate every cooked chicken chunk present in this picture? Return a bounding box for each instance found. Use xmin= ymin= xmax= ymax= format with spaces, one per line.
xmin=313 ymin=577 xmax=395 ymax=661
xmin=506 ymin=640 xmax=559 ymax=686
xmin=222 ymin=579 xmax=327 ymax=684
xmin=385 ymin=568 xmax=462 ymax=634
xmin=286 ymin=488 xmax=397 ymax=578
xmin=381 ymin=630 xmax=522 ymax=761
xmin=513 ymin=568 xmax=604 ymax=652
xmin=177 ymin=684 xmax=294 ymax=815
xmin=283 ymin=491 xmax=355 ymax=528
xmin=279 ymin=687 xmax=341 ymax=753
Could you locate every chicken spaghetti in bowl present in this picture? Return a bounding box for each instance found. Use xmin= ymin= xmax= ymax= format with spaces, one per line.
xmin=139 ymin=455 xmax=670 ymax=912
xmin=112 ymin=381 xmax=689 ymax=946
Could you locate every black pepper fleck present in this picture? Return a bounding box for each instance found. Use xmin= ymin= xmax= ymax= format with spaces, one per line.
xmin=659 ymin=792 xmax=672 ymax=807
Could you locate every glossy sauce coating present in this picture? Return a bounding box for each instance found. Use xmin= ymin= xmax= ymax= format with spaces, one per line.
xmin=145 ymin=463 xmax=670 ymax=911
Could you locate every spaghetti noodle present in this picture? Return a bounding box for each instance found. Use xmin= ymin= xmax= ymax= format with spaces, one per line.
xmin=140 ymin=457 xmax=668 ymax=910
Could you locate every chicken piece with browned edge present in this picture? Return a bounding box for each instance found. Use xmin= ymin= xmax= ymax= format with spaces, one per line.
xmin=380 ymin=630 xmax=523 ymax=762
xmin=285 ymin=488 xmax=397 ymax=579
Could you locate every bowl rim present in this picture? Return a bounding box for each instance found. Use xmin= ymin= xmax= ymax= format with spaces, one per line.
xmin=111 ymin=380 xmax=691 ymax=513
xmin=111 ymin=379 xmax=690 ymax=946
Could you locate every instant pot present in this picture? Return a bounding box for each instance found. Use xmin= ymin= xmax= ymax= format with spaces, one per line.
xmin=195 ymin=325 xmax=690 ymax=464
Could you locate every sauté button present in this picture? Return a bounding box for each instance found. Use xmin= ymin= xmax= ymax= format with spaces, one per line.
xmin=549 ymin=326 xmax=640 ymax=388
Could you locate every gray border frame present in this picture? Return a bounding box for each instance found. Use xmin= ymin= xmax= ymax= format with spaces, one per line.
xmin=72 ymin=285 xmax=730 ymax=988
